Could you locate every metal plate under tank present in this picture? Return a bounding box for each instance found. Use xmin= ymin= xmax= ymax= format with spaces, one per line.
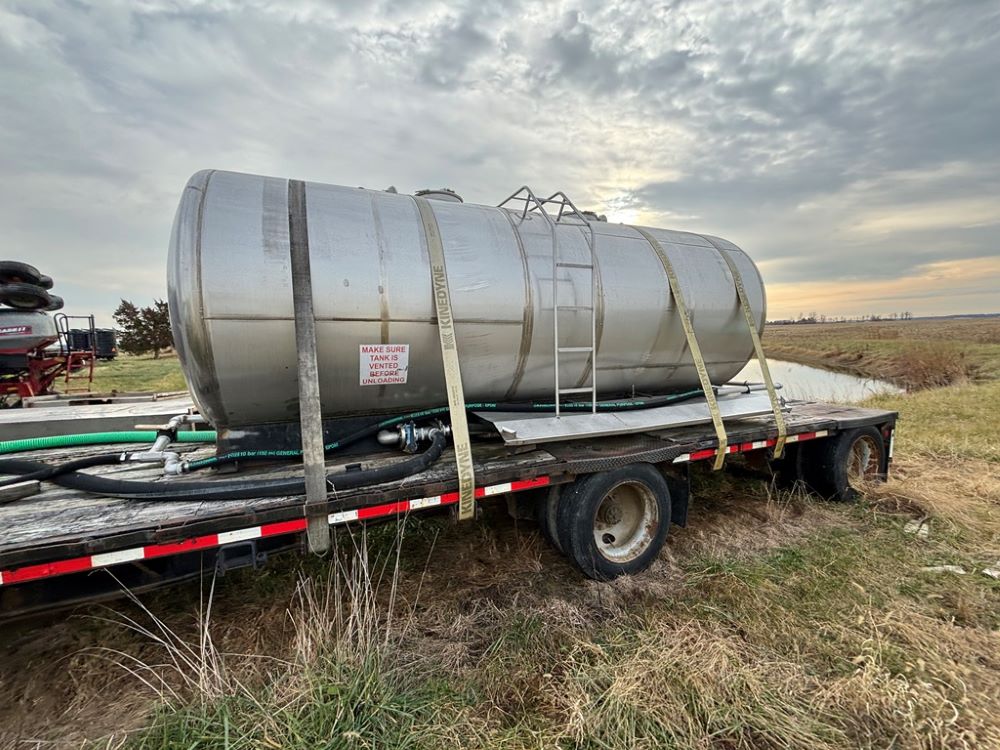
xmin=475 ymin=392 xmax=778 ymax=446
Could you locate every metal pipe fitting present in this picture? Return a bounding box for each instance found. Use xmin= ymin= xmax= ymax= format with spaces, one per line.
xmin=718 ymin=381 xmax=783 ymax=396
xmin=377 ymin=422 xmax=451 ymax=452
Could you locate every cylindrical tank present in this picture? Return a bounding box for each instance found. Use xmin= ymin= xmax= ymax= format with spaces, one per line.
xmin=168 ymin=170 xmax=766 ymax=429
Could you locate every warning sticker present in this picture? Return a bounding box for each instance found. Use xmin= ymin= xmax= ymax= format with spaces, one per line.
xmin=359 ymin=344 xmax=409 ymax=386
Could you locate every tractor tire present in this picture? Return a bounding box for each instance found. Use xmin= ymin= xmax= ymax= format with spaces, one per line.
xmin=0 ymin=282 xmax=53 ymax=310
xmin=0 ymin=261 xmax=45 ymax=287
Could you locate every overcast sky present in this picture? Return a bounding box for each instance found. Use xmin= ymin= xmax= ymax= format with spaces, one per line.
xmin=2 ymin=0 xmax=998 ymax=324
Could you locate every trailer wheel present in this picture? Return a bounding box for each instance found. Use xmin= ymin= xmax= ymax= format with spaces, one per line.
xmin=556 ymin=464 xmax=670 ymax=580
xmin=806 ymin=426 xmax=885 ymax=501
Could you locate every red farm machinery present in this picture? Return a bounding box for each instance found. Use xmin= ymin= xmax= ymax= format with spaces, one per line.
xmin=0 ymin=261 xmax=98 ymax=406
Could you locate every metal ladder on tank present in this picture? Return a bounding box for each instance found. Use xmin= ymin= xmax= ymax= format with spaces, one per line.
xmin=498 ymin=187 xmax=597 ymax=416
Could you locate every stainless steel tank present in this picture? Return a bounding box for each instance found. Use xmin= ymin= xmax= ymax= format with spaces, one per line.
xmin=168 ymin=170 xmax=766 ymax=429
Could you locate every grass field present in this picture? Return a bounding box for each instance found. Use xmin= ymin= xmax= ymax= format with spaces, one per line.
xmin=763 ymin=318 xmax=1000 ymax=388
xmin=2 ymin=319 xmax=998 ymax=748
xmin=88 ymin=351 xmax=187 ymax=394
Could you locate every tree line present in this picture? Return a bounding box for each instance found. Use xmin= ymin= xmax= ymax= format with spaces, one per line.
xmin=769 ymin=311 xmax=915 ymax=325
xmin=113 ymin=298 xmax=173 ymax=358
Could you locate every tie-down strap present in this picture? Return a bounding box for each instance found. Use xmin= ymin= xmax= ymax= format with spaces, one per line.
xmin=413 ymin=196 xmax=476 ymax=519
xmin=706 ymin=239 xmax=787 ymax=459
xmin=633 ymin=226 xmax=728 ymax=470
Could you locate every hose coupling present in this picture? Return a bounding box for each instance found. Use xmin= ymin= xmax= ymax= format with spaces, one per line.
xmin=163 ymin=455 xmax=189 ymax=475
xmin=377 ymin=421 xmax=451 ymax=453
xmin=134 ymin=413 xmax=211 ymax=450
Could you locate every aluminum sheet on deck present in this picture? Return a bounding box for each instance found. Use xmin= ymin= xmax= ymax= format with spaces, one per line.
xmin=475 ymin=393 xmax=777 ymax=446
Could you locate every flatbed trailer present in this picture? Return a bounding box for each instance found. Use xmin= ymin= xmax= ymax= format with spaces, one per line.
xmin=0 ymin=400 xmax=896 ymax=621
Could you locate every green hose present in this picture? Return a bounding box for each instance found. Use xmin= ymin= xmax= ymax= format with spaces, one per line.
xmin=0 ymin=430 xmax=217 ymax=455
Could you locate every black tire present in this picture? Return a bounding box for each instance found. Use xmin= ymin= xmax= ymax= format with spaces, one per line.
xmin=43 ymin=294 xmax=64 ymax=311
xmin=37 ymin=274 xmax=54 ymax=290
xmin=555 ymin=464 xmax=671 ymax=580
xmin=535 ymin=485 xmax=564 ymax=552
xmin=803 ymin=426 xmax=885 ymax=501
xmin=770 ymin=443 xmax=804 ymax=489
xmin=0 ymin=261 xmax=45 ymax=286
xmin=0 ymin=282 xmax=53 ymax=310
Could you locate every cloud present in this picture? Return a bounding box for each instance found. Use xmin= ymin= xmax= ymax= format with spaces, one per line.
xmin=0 ymin=0 xmax=997 ymax=326
xmin=417 ymin=9 xmax=493 ymax=89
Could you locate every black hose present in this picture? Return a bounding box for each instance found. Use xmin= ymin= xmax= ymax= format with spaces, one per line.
xmin=0 ymin=453 xmax=124 ymax=489
xmin=0 ymin=431 xmax=447 ymax=502
xmin=186 ymin=389 xmax=707 ymax=472
xmin=1 ymin=389 xmax=708 ymax=497
xmin=477 ymin=391 xmax=706 ymax=412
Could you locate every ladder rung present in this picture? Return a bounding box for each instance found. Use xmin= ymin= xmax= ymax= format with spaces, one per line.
xmin=558 ymin=346 xmax=593 ymax=353
xmin=555 ymin=304 xmax=593 ymax=311
xmin=558 ymin=386 xmax=594 ymax=395
xmin=555 ymin=262 xmax=593 ymax=269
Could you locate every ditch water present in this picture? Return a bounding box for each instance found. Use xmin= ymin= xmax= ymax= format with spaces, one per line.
xmin=734 ymin=358 xmax=904 ymax=403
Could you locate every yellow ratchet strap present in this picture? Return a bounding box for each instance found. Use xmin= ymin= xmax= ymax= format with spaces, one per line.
xmin=711 ymin=243 xmax=787 ymax=459
xmin=634 ymin=226 xmax=728 ymax=470
xmin=414 ymin=197 xmax=476 ymax=519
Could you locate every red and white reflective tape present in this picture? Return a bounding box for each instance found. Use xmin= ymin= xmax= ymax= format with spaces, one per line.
xmin=672 ymin=430 xmax=829 ymax=464
xmin=0 ymin=476 xmax=551 ymax=587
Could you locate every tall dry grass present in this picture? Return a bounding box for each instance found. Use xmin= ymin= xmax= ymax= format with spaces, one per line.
xmin=87 ymin=521 xmax=504 ymax=749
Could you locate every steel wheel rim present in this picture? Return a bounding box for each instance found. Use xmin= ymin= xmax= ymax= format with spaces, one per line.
xmin=847 ymin=435 xmax=880 ymax=491
xmin=592 ymin=481 xmax=659 ymax=563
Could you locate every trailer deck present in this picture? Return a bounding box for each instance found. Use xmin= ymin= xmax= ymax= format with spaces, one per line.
xmin=0 ymin=400 xmax=896 ymax=620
